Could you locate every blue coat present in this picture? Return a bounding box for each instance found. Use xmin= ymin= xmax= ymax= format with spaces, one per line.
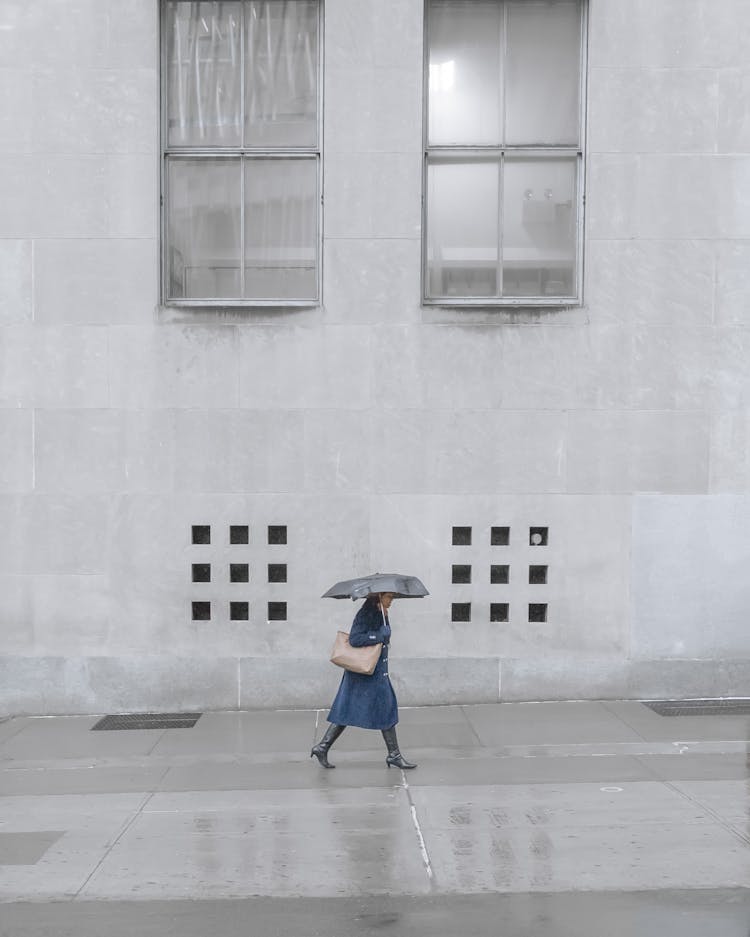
xmin=327 ymin=599 xmax=399 ymax=730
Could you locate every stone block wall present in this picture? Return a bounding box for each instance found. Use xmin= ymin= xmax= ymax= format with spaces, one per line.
xmin=1 ymin=0 xmax=750 ymax=714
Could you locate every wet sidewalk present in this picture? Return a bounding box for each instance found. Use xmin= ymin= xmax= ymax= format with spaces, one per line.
xmin=1 ymin=701 xmax=750 ymax=935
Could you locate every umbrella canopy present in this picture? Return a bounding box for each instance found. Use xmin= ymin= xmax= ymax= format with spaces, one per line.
xmin=322 ymin=573 xmax=429 ymax=600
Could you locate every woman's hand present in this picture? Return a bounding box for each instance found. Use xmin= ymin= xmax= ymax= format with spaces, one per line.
xmin=348 ymin=627 xmax=384 ymax=648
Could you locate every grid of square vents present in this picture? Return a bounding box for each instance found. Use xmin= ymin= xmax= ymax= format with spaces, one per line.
xmin=451 ymin=525 xmax=549 ymax=623
xmin=190 ymin=524 xmax=288 ymax=623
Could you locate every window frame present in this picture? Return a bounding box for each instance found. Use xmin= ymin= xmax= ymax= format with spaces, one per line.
xmin=159 ymin=0 xmax=324 ymax=308
xmin=421 ymin=0 xmax=588 ymax=308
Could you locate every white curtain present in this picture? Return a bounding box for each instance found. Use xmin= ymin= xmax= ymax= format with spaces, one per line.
xmin=167 ymin=0 xmax=318 ymax=146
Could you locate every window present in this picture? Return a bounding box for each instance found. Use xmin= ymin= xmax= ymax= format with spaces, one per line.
xmin=423 ymin=0 xmax=586 ymax=305
xmin=162 ymin=1 xmax=321 ymax=305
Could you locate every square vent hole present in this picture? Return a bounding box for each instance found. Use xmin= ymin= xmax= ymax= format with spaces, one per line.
xmin=490 ymin=564 xmax=509 ymax=584
xmin=230 ymin=564 xmax=249 ymax=583
xmin=268 ymin=526 xmax=287 ymax=545
xmin=230 ymin=525 xmax=249 ymax=544
xmin=491 ymin=526 xmax=510 ymax=546
xmin=192 ymin=601 xmax=211 ymax=621
xmin=490 ymin=603 xmax=509 ymax=622
xmin=451 ymin=602 xmax=471 ymax=622
xmin=452 ymin=564 xmax=471 ymax=584
xmin=452 ymin=526 xmax=472 ymax=546
xmin=192 ymin=525 xmax=210 ymax=545
xmin=230 ymin=601 xmax=249 ymax=621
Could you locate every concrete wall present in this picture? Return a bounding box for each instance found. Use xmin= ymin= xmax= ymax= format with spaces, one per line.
xmin=2 ymin=0 xmax=750 ymax=715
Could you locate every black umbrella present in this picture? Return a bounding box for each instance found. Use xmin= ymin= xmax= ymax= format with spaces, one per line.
xmin=322 ymin=572 xmax=429 ymax=601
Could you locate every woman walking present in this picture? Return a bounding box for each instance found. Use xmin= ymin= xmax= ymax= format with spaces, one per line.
xmin=311 ymin=592 xmax=417 ymax=770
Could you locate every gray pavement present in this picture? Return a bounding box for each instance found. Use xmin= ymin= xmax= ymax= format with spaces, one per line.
xmin=1 ymin=701 xmax=750 ymax=935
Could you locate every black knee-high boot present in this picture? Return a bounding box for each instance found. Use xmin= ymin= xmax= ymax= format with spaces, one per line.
xmin=382 ymin=726 xmax=417 ymax=769
xmin=310 ymin=724 xmax=346 ymax=768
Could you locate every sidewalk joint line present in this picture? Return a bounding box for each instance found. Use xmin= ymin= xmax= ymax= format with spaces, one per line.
xmin=600 ymin=700 xmax=652 ymax=744
xmin=459 ymin=706 xmax=485 ymax=746
xmin=664 ymin=779 xmax=750 ymax=850
xmin=312 ymin=709 xmax=321 ymax=747
xmin=402 ymin=775 xmax=434 ymax=886
xmin=73 ymin=784 xmax=164 ymax=898
xmin=146 ymin=729 xmax=169 ymax=757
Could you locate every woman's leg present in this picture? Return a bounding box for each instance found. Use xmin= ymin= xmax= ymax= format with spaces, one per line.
xmin=310 ymin=724 xmax=346 ymax=768
xmin=381 ymin=726 xmax=417 ymax=769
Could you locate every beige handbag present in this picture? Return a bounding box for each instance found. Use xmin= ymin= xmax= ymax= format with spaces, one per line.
xmin=330 ymin=631 xmax=382 ymax=675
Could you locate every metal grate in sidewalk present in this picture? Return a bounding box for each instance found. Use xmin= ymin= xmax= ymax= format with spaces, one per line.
xmin=643 ymin=699 xmax=750 ymax=717
xmin=91 ymin=713 xmax=202 ymax=731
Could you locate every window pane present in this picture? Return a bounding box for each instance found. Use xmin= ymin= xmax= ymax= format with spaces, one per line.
xmin=502 ymin=157 xmax=577 ymax=298
xmin=505 ymin=1 xmax=581 ymax=144
xmin=167 ymin=158 xmax=241 ymax=299
xmin=426 ymin=157 xmax=500 ymax=298
xmin=427 ymin=0 xmax=502 ymax=145
xmin=244 ymin=158 xmax=318 ymax=300
xmin=166 ymin=2 xmax=242 ymax=147
xmin=245 ymin=0 xmax=319 ymax=147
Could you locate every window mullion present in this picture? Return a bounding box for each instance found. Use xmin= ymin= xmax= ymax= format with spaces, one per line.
xmin=497 ymin=152 xmax=504 ymax=299
xmin=240 ymin=2 xmax=246 ymax=299
xmin=498 ymin=0 xmax=507 ymax=298
xmin=501 ymin=0 xmax=507 ymax=148
xmin=161 ymin=5 xmax=168 ymax=304
xmin=576 ymin=151 xmax=584 ymax=302
xmin=240 ymin=155 xmax=246 ymax=300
